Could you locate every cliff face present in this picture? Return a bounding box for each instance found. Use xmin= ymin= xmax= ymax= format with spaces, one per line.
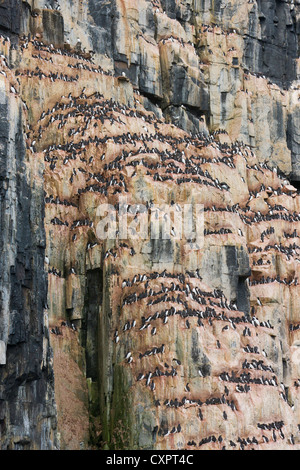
xmin=0 ymin=36 xmax=57 ymax=449
xmin=1 ymin=0 xmax=300 ymax=450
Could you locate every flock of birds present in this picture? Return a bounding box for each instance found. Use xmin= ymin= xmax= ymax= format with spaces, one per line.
xmin=1 ymin=15 xmax=299 ymax=449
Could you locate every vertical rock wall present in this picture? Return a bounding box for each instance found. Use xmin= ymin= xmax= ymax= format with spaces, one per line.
xmin=0 ymin=0 xmax=300 ymax=450
xmin=0 ymin=36 xmax=57 ymax=449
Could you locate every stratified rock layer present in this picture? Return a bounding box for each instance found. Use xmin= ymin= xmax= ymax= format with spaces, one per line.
xmin=0 ymin=0 xmax=300 ymax=450
xmin=0 ymin=37 xmax=57 ymax=450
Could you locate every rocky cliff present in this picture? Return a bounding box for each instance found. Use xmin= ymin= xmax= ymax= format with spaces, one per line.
xmin=1 ymin=0 xmax=300 ymax=450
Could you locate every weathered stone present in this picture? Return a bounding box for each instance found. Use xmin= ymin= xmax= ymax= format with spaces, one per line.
xmin=0 ymin=340 xmax=6 ymax=365
xmin=0 ymin=0 xmax=300 ymax=452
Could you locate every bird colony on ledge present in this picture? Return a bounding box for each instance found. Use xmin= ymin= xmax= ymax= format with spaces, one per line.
xmin=1 ymin=0 xmax=300 ymax=451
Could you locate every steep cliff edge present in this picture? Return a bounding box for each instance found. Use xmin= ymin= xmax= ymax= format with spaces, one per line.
xmin=1 ymin=0 xmax=300 ymax=450
xmin=0 ymin=36 xmax=57 ymax=449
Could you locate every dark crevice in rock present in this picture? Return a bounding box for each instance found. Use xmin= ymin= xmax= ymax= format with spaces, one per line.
xmin=163 ymin=103 xmax=209 ymax=134
xmin=290 ymin=180 xmax=300 ymax=193
xmin=236 ymin=275 xmax=251 ymax=316
xmin=83 ymin=268 xmax=102 ymax=383
xmin=140 ymin=90 xmax=163 ymax=107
